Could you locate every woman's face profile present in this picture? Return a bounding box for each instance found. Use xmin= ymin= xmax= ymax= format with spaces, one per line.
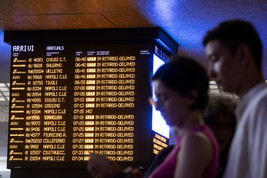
xmin=153 ymin=80 xmax=190 ymax=126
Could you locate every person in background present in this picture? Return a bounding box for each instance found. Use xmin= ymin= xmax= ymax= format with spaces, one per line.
xmin=203 ymin=19 xmax=267 ymax=178
xmin=203 ymin=94 xmax=237 ymax=178
xmin=87 ymin=56 xmax=219 ymax=178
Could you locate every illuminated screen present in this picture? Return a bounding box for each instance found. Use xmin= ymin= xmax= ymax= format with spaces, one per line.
xmin=8 ymin=43 xmax=165 ymax=169
xmin=152 ymin=54 xmax=169 ymax=138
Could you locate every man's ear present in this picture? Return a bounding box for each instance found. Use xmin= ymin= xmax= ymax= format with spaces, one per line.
xmin=186 ymin=90 xmax=198 ymax=106
xmin=237 ymin=44 xmax=251 ymax=65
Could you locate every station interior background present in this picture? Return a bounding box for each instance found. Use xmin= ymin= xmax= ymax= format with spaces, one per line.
xmin=0 ymin=0 xmax=267 ymax=177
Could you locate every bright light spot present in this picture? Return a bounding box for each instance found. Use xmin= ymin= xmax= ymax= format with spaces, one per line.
xmin=152 ymin=54 xmax=169 ymax=138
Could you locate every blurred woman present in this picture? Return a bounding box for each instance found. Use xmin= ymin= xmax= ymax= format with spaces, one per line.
xmin=148 ymin=56 xmax=219 ymax=178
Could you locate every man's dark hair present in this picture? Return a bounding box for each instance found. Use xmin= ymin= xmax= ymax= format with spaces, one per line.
xmin=203 ymin=19 xmax=262 ymax=70
xmin=152 ymin=56 xmax=209 ymax=110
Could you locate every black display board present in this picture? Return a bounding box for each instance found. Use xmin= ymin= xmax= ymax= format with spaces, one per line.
xmin=4 ymin=28 xmax=178 ymax=177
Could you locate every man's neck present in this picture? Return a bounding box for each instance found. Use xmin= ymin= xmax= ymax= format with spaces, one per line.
xmin=237 ymin=72 xmax=265 ymax=99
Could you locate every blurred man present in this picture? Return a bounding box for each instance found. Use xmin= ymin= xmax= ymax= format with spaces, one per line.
xmin=203 ymin=19 xmax=267 ymax=178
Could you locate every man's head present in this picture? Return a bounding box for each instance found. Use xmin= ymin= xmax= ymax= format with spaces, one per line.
xmin=203 ymin=19 xmax=262 ymax=70
xmin=203 ymin=19 xmax=263 ymax=95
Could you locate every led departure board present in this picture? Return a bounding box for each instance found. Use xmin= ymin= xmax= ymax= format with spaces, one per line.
xmin=5 ymin=28 xmax=178 ymax=175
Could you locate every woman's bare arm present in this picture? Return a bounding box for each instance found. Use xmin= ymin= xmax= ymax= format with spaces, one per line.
xmin=174 ymin=132 xmax=213 ymax=178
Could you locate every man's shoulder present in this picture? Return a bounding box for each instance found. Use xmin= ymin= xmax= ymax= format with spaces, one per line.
xmin=247 ymin=84 xmax=267 ymax=106
xmin=254 ymin=88 xmax=267 ymax=106
xmin=242 ymin=86 xmax=267 ymax=126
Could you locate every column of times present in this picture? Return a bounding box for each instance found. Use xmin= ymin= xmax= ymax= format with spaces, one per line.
xmin=72 ymin=55 xmax=136 ymax=162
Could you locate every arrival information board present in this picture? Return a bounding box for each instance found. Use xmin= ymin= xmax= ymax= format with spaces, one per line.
xmin=8 ymin=43 xmax=155 ymax=169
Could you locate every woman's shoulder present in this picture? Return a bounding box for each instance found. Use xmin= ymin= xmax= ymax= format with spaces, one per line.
xmin=175 ymin=130 xmax=215 ymax=177
xmin=183 ymin=131 xmax=212 ymax=148
xmin=180 ymin=131 xmax=213 ymax=162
